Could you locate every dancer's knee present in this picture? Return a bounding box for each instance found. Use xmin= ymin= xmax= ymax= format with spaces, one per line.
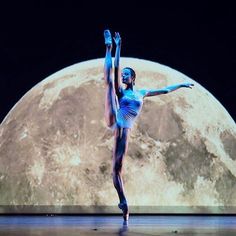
xmin=104 ymin=73 xmax=113 ymax=86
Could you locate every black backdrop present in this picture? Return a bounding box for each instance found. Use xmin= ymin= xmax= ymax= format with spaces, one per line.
xmin=1 ymin=2 xmax=235 ymax=123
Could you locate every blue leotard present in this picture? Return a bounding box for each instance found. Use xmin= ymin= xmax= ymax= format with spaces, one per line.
xmin=115 ymin=88 xmax=146 ymax=129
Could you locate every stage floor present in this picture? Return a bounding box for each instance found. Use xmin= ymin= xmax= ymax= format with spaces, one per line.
xmin=0 ymin=215 xmax=236 ymax=235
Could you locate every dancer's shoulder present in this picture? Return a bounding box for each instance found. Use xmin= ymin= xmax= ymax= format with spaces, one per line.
xmin=137 ymin=89 xmax=148 ymax=98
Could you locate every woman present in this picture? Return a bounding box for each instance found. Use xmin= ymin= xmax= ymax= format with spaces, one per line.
xmin=103 ymin=29 xmax=193 ymax=222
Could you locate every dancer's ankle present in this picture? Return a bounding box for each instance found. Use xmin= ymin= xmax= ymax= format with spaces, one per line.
xmin=120 ymin=199 xmax=127 ymax=205
xmin=106 ymin=44 xmax=112 ymax=51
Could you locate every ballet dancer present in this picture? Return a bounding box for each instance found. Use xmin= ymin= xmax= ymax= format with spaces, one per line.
xmin=103 ymin=29 xmax=194 ymax=223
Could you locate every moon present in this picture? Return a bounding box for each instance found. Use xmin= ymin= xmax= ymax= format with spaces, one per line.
xmin=0 ymin=58 xmax=235 ymax=214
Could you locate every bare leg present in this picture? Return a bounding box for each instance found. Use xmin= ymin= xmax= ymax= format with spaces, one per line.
xmin=103 ymin=30 xmax=129 ymax=222
xmin=104 ymin=30 xmax=117 ymax=128
xmin=113 ymin=127 xmax=130 ymax=221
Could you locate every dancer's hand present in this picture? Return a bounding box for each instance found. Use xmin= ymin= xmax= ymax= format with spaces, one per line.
xmin=181 ymin=82 xmax=194 ymax=89
xmin=113 ymin=32 xmax=121 ymax=46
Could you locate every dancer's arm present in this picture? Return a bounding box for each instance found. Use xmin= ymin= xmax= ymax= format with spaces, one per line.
xmin=114 ymin=32 xmax=122 ymax=97
xmin=144 ymin=82 xmax=194 ymax=97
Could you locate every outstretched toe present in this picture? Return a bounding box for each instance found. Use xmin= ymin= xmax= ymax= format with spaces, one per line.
xmin=104 ymin=29 xmax=112 ymax=46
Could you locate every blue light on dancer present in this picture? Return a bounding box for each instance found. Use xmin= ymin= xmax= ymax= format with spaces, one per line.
xmin=103 ymin=29 xmax=194 ymax=224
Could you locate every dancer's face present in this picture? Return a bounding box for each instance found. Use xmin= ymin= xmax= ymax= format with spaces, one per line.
xmin=121 ymin=68 xmax=134 ymax=85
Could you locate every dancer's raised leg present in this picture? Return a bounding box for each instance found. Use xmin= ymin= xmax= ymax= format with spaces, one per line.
xmin=104 ymin=30 xmax=117 ymax=128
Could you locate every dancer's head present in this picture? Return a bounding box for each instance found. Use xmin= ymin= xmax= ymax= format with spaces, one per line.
xmin=122 ymin=67 xmax=136 ymax=86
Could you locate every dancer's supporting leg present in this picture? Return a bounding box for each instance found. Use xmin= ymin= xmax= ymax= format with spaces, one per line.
xmin=113 ymin=127 xmax=130 ymax=222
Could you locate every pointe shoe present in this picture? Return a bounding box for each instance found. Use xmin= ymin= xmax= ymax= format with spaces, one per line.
xmin=118 ymin=202 xmax=129 ymax=222
xmin=123 ymin=219 xmax=129 ymax=226
xmin=104 ymin=29 xmax=112 ymax=46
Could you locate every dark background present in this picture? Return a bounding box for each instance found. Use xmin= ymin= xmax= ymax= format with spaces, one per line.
xmin=0 ymin=2 xmax=235 ymax=123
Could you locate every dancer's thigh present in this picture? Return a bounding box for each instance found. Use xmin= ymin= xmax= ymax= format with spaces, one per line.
xmin=113 ymin=127 xmax=130 ymax=164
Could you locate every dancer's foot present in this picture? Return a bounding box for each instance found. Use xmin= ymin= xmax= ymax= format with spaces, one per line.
xmin=104 ymin=29 xmax=112 ymax=46
xmin=118 ymin=202 xmax=129 ymax=222
xmin=123 ymin=219 xmax=129 ymax=226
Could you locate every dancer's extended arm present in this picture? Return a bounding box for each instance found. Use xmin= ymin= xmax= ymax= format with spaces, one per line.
xmin=144 ymin=82 xmax=194 ymax=97
xmin=114 ymin=32 xmax=122 ymax=97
